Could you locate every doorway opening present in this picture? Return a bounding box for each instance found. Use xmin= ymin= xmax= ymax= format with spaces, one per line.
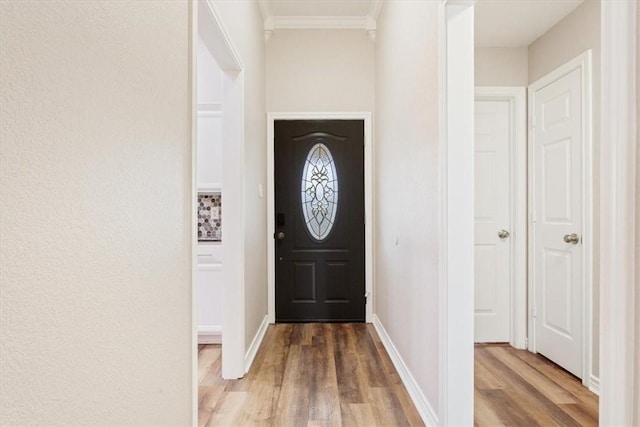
xmin=192 ymin=0 xmax=245 ymax=399
xmin=266 ymin=113 xmax=374 ymax=324
xmin=469 ymin=0 xmax=599 ymax=424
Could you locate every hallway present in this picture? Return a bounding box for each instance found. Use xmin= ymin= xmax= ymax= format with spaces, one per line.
xmin=198 ymin=323 xmax=424 ymax=426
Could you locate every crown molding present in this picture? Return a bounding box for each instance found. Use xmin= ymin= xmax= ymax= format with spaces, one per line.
xmin=258 ymin=1 xmax=383 ymax=43
xmin=368 ymin=0 xmax=383 ymax=22
xmin=269 ymin=15 xmax=369 ymax=30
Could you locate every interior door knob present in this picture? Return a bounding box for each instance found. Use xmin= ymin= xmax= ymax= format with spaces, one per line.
xmin=277 ymin=231 xmax=285 ymax=240
xmin=563 ymin=233 xmax=580 ymax=244
xmin=498 ymin=229 xmax=510 ymax=239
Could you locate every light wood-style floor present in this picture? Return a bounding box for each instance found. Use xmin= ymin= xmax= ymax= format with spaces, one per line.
xmin=475 ymin=344 xmax=598 ymax=426
xmin=198 ymin=325 xmax=599 ymax=426
xmin=198 ymin=323 xmax=425 ymax=426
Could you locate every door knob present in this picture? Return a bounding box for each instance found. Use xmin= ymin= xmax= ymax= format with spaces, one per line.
xmin=563 ymin=233 xmax=580 ymax=244
xmin=498 ymin=229 xmax=510 ymax=239
xmin=276 ymin=231 xmax=285 ymax=240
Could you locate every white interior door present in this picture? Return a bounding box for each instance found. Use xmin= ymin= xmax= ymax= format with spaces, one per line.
xmin=531 ymin=66 xmax=584 ymax=378
xmin=474 ymin=100 xmax=511 ymax=343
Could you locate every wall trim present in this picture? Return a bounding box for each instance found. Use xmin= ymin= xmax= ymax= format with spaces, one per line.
xmin=266 ymin=112 xmax=374 ymax=324
xmin=244 ymin=315 xmax=269 ymax=373
xmin=527 ymin=50 xmax=594 ymax=386
xmin=589 ymin=375 xmax=600 ymax=396
xmin=198 ymin=326 xmax=222 ymax=344
xmin=474 ymin=86 xmax=527 ymax=350
xmin=372 ymin=316 xmax=439 ymax=426
xmin=599 ymin=1 xmax=638 ymax=424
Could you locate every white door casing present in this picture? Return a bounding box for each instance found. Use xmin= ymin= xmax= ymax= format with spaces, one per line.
xmin=529 ymin=51 xmax=593 ymax=382
xmin=474 ymin=100 xmax=511 ymax=343
xmin=474 ymin=87 xmax=527 ymax=348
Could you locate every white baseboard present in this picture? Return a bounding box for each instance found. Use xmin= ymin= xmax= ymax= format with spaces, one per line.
xmin=588 ymin=374 xmax=600 ymax=395
xmin=244 ymin=315 xmax=270 ymax=373
xmin=198 ymin=325 xmax=222 ymax=344
xmin=372 ymin=315 xmax=439 ymax=426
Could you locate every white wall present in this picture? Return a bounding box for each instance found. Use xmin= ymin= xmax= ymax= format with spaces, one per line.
xmin=475 ymin=47 xmax=528 ymax=86
xmin=197 ymin=37 xmax=223 ymax=188
xmin=635 ymin=4 xmax=640 ymax=422
xmin=266 ymin=29 xmax=375 ymax=112
xmin=528 ymin=0 xmax=601 ymax=379
xmin=198 ymin=37 xmax=223 ymax=105
xmin=214 ymin=0 xmax=268 ymax=351
xmin=374 ymin=0 xmax=441 ymax=414
xmin=0 ymin=1 xmax=191 ymax=424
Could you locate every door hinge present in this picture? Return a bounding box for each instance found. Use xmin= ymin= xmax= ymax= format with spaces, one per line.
xmin=533 ymin=305 xmax=537 ymax=319
xmin=364 ymin=291 xmax=370 ymax=304
xmin=525 ymin=337 xmax=529 ymax=347
xmin=531 ymin=114 xmax=537 ymax=128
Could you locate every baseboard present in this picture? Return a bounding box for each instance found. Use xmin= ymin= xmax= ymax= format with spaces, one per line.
xmin=588 ymin=374 xmax=600 ymax=395
xmin=198 ymin=325 xmax=222 ymax=344
xmin=372 ymin=315 xmax=439 ymax=426
xmin=244 ymin=315 xmax=270 ymax=373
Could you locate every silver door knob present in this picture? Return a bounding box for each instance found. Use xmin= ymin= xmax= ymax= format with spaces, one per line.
xmin=563 ymin=233 xmax=580 ymax=244
xmin=277 ymin=231 xmax=285 ymax=240
xmin=498 ymin=229 xmax=510 ymax=239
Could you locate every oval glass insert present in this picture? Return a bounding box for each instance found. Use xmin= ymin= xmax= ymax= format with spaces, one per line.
xmin=301 ymin=142 xmax=338 ymax=241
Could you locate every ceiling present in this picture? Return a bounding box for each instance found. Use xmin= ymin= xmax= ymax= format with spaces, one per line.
xmin=259 ymin=0 xmax=585 ymax=47
xmin=474 ymin=0 xmax=584 ymax=47
xmin=265 ymin=0 xmax=373 ymax=17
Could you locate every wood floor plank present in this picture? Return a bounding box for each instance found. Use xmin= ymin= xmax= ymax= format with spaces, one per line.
xmin=474 ymin=386 xmax=506 ymax=427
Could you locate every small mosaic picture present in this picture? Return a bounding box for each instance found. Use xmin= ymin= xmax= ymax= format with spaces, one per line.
xmin=198 ymin=192 xmax=221 ymax=241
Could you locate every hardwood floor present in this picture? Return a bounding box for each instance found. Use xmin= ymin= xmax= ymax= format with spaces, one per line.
xmin=198 ymin=323 xmax=425 ymax=427
xmin=199 ymin=328 xmax=598 ymax=426
xmin=475 ymin=344 xmax=599 ymax=426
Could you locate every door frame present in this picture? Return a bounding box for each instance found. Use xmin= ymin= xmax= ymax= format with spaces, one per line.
xmin=474 ymin=87 xmax=527 ymax=349
xmin=527 ymin=50 xmax=593 ymax=386
xmin=191 ymin=0 xmax=246 ymax=400
xmin=266 ymin=112 xmax=373 ymax=324
xmin=599 ymin=1 xmax=638 ymax=423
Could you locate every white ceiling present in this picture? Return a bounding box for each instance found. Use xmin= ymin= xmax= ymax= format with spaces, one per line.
xmin=474 ymin=0 xmax=584 ymax=47
xmin=260 ymin=0 xmax=585 ymax=48
xmin=266 ymin=0 xmax=373 ymax=17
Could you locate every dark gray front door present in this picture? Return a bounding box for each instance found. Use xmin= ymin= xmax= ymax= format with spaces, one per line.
xmin=274 ymin=120 xmax=365 ymax=322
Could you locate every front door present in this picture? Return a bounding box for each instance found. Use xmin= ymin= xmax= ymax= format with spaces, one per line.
xmin=531 ymin=65 xmax=584 ymax=378
xmin=274 ymin=120 xmax=365 ymax=322
xmin=474 ymin=99 xmax=512 ymax=343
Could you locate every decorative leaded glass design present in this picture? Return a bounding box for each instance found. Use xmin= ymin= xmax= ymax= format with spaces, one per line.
xmin=301 ymin=143 xmax=338 ymax=241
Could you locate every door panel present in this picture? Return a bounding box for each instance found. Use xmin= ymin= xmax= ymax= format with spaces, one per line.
xmin=275 ymin=120 xmax=365 ymax=322
xmin=474 ymin=100 xmax=511 ymax=343
xmin=532 ymin=67 xmax=583 ymax=378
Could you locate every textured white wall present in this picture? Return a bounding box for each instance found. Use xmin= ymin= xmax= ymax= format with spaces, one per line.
xmin=214 ymin=0 xmax=268 ymax=350
xmin=0 ymin=1 xmax=191 ymax=425
xmin=528 ymin=0 xmax=601 ymax=378
xmin=475 ymin=47 xmax=528 ymax=86
xmin=266 ymin=29 xmax=375 ymax=112
xmin=635 ymin=4 xmax=640 ymax=423
xmin=374 ymin=0 xmax=441 ymax=412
